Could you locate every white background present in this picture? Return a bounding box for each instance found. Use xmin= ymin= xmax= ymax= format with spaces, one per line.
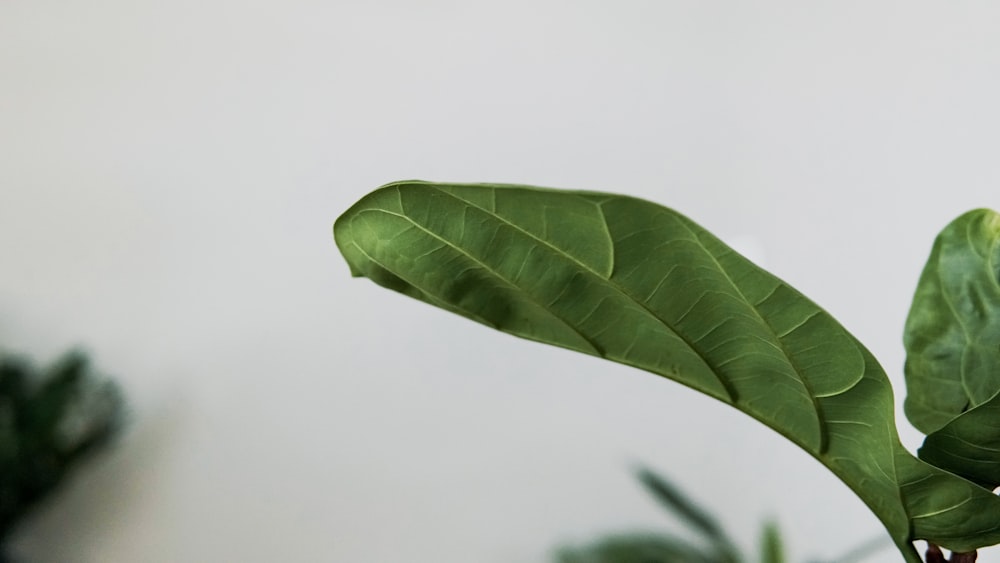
xmin=2 ymin=1 xmax=999 ymax=561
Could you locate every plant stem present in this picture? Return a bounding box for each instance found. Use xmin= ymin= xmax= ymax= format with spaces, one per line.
xmin=926 ymin=543 xmax=977 ymax=562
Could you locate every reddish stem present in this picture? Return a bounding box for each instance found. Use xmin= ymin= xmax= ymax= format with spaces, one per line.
xmin=926 ymin=543 xmax=977 ymax=563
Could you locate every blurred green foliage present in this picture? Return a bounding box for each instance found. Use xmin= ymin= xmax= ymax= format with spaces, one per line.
xmin=0 ymin=350 xmax=123 ymax=551
xmin=554 ymin=467 xmax=891 ymax=563
xmin=554 ymin=467 xmax=773 ymax=563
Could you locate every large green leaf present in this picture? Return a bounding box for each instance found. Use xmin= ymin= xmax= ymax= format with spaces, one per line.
xmin=335 ymin=181 xmax=1000 ymax=559
xmin=904 ymin=209 xmax=1000 ymax=433
xmin=903 ymin=208 xmax=1000 ymax=489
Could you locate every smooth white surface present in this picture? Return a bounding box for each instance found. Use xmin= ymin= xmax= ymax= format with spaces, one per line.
xmin=1 ymin=1 xmax=998 ymax=561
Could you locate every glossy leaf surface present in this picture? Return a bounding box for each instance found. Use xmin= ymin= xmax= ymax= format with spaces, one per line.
xmin=335 ymin=182 xmax=1000 ymax=559
xmin=904 ymin=208 xmax=1000 ymax=488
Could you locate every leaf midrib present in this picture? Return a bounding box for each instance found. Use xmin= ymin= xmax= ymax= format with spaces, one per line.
xmin=428 ymin=186 xmax=833 ymax=446
xmin=366 ymin=187 xmax=739 ymax=402
xmin=349 ymin=211 xmax=605 ymax=356
xmin=424 ymin=187 xmax=740 ymax=401
xmin=670 ymin=215 xmax=832 ymax=452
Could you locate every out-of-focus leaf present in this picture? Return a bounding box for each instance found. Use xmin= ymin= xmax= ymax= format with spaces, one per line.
xmin=554 ymin=533 xmax=721 ymax=563
xmin=553 ymin=470 xmax=738 ymax=563
xmin=0 ymin=350 xmax=123 ymax=542
xmin=336 ymin=182 xmax=1000 ymax=558
xmin=636 ymin=468 xmax=740 ymax=562
xmin=759 ymin=522 xmax=784 ymax=563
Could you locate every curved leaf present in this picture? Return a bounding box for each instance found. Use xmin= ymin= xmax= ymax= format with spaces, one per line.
xmin=904 ymin=208 xmax=1000 ymax=488
xmin=919 ymin=392 xmax=1000 ymax=490
xmin=904 ymin=209 xmax=1000 ymax=433
xmin=335 ymin=181 xmax=1000 ymax=559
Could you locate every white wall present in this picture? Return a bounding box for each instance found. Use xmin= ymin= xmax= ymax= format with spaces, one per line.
xmin=1 ymin=1 xmax=998 ymax=561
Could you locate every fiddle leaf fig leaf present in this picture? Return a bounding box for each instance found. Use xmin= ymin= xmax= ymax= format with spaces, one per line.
xmin=903 ymin=208 xmax=1000 ymax=488
xmin=335 ymin=182 xmax=1000 ymax=561
xmin=918 ymin=392 xmax=1000 ymax=490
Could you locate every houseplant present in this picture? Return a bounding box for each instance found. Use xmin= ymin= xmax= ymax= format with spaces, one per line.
xmin=334 ymin=181 xmax=1000 ymax=562
xmin=554 ymin=466 xmax=790 ymax=563
xmin=0 ymin=350 xmax=123 ymax=562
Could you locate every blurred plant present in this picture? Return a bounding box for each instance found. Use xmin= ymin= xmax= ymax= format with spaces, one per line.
xmin=337 ymin=182 xmax=1000 ymax=562
xmin=0 ymin=350 xmax=124 ymax=559
xmin=553 ymin=467 xmax=773 ymax=563
xmin=554 ymin=468 xmax=889 ymax=563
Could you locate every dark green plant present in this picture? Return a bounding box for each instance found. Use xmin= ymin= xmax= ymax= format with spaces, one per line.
xmin=0 ymin=350 xmax=123 ymax=557
xmin=335 ymin=181 xmax=1000 ymax=562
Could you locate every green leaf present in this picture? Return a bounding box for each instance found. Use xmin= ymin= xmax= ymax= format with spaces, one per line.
xmin=554 ymin=470 xmax=742 ymax=563
xmin=758 ymin=522 xmax=784 ymax=563
xmin=903 ymin=208 xmax=1000 ymax=488
xmin=904 ymin=208 xmax=1000 ymax=433
xmin=919 ymin=392 xmax=1000 ymax=490
xmin=636 ymin=467 xmax=741 ymax=563
xmin=335 ymin=181 xmax=1000 ymax=559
